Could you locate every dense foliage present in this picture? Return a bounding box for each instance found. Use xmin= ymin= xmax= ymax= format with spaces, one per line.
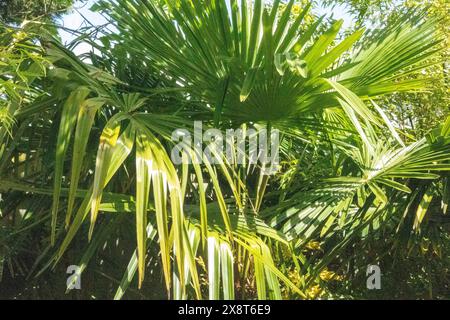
xmin=0 ymin=0 xmax=76 ymax=24
xmin=0 ymin=0 xmax=449 ymax=299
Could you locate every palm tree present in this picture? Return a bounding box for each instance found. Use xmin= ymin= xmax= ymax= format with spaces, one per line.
xmin=0 ymin=0 xmax=448 ymax=299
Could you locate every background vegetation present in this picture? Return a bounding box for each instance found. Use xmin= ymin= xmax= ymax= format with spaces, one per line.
xmin=0 ymin=0 xmax=79 ymax=24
